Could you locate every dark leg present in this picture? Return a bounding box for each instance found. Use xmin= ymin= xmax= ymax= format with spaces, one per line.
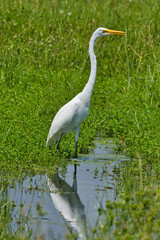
xmin=56 ymin=133 xmax=63 ymax=149
xmin=73 ymin=164 xmax=77 ymax=191
xmin=74 ymin=163 xmax=77 ymax=177
xmin=74 ymin=126 xmax=80 ymax=158
xmin=74 ymin=141 xmax=78 ymax=158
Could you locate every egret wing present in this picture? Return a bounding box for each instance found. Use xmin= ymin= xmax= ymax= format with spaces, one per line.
xmin=46 ymin=96 xmax=87 ymax=146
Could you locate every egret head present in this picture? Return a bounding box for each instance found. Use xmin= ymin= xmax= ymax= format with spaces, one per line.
xmin=94 ymin=27 xmax=125 ymax=38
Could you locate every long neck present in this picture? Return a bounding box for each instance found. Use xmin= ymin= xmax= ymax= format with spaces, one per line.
xmin=82 ymin=34 xmax=97 ymax=104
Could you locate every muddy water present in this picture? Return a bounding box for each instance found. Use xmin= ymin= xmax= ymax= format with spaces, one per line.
xmin=8 ymin=139 xmax=129 ymax=239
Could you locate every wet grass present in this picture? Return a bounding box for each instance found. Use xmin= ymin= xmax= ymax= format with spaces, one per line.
xmin=0 ymin=0 xmax=160 ymax=238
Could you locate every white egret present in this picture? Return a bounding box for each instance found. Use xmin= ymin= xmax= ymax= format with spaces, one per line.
xmin=46 ymin=27 xmax=125 ymax=157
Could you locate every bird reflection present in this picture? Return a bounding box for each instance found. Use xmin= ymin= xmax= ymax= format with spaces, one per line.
xmin=47 ymin=164 xmax=87 ymax=239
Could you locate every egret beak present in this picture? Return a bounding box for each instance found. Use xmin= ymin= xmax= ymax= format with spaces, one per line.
xmin=103 ymin=29 xmax=126 ymax=36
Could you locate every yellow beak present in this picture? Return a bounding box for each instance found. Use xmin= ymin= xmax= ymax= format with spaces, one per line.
xmin=103 ymin=29 xmax=126 ymax=36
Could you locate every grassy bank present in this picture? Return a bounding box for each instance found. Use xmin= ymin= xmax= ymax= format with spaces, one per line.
xmin=0 ymin=0 xmax=160 ymax=238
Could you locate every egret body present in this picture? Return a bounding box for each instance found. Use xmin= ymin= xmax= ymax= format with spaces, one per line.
xmin=46 ymin=27 xmax=125 ymax=157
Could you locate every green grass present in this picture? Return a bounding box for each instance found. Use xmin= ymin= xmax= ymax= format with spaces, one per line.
xmin=0 ymin=0 xmax=160 ymax=238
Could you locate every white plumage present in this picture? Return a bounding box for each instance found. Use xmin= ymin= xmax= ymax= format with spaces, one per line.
xmin=46 ymin=27 xmax=125 ymax=157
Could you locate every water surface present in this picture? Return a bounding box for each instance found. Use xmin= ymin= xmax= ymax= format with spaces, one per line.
xmin=8 ymin=139 xmax=129 ymax=239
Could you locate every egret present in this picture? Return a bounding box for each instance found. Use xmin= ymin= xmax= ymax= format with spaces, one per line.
xmin=46 ymin=27 xmax=125 ymax=158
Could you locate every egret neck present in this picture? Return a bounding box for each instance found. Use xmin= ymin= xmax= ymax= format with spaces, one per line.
xmin=82 ymin=33 xmax=97 ymax=107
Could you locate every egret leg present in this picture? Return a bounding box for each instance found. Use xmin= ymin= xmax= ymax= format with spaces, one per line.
xmin=74 ymin=126 xmax=80 ymax=158
xmin=75 ymin=141 xmax=78 ymax=158
xmin=74 ymin=163 xmax=77 ymax=177
xmin=73 ymin=165 xmax=77 ymax=190
xmin=56 ymin=133 xmax=63 ymax=149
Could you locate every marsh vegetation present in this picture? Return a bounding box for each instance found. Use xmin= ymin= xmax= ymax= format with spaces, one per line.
xmin=0 ymin=0 xmax=160 ymax=239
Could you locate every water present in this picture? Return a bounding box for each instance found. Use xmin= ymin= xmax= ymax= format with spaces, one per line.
xmin=7 ymin=139 xmax=129 ymax=239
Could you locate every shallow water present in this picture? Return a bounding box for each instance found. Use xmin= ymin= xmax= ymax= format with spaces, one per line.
xmin=8 ymin=139 xmax=129 ymax=239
